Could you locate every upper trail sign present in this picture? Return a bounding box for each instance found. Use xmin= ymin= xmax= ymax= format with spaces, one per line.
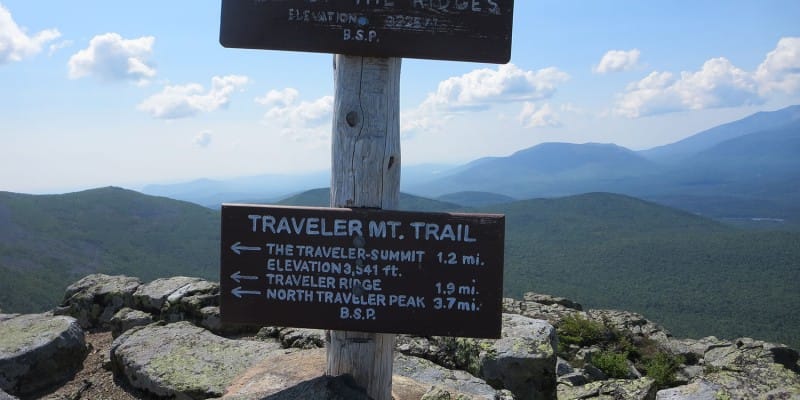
xmin=220 ymin=0 xmax=515 ymax=63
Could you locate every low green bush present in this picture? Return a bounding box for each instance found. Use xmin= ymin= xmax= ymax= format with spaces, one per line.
xmin=644 ymin=351 xmax=684 ymax=388
xmin=592 ymin=350 xmax=630 ymax=378
xmin=557 ymin=314 xmax=605 ymax=347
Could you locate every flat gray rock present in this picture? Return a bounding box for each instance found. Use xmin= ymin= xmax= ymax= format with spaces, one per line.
xmin=111 ymin=321 xmax=282 ymax=399
xmin=656 ymin=381 xmax=723 ymax=400
xmin=393 ymin=353 xmax=501 ymax=400
xmin=0 ymin=313 xmax=87 ymax=397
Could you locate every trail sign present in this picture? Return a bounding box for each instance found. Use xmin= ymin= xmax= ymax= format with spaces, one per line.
xmin=220 ymin=0 xmax=514 ymax=64
xmin=220 ymin=204 xmax=505 ymax=338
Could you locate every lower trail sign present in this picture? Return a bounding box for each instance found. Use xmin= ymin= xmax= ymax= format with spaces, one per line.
xmin=220 ymin=204 xmax=505 ymax=338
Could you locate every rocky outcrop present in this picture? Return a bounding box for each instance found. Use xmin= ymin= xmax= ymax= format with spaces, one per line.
xmin=395 ymin=313 xmax=557 ymax=400
xmin=503 ymin=294 xmax=582 ymax=326
xmin=4 ymin=275 xmax=799 ymax=400
xmin=587 ymin=309 xmax=670 ymax=342
xmin=0 ymin=313 xmax=88 ymax=397
xmin=55 ymin=273 xmax=141 ymax=329
xmin=111 ymin=321 xmax=282 ymax=399
xmin=692 ymin=337 xmax=800 ymax=398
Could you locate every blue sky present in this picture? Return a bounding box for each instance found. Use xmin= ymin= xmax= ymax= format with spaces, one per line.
xmin=1 ymin=1 xmax=799 ymax=193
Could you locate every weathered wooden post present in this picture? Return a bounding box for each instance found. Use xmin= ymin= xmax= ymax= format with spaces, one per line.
xmin=219 ymin=2 xmax=514 ymax=399
xmin=327 ymin=54 xmax=401 ymax=399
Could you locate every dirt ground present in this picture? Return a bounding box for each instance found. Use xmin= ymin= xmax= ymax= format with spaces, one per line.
xmin=39 ymin=332 xmax=145 ymax=400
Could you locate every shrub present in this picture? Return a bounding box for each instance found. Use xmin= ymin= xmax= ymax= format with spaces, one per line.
xmin=557 ymin=314 xmax=605 ymax=347
xmin=592 ymin=350 xmax=630 ymax=378
xmin=644 ymin=352 xmax=684 ymax=388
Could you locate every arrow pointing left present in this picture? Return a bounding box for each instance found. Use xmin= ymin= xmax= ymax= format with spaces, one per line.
xmin=231 ymin=286 xmax=262 ymax=298
xmin=231 ymin=271 xmax=259 ymax=284
xmin=231 ymin=241 xmax=262 ymax=255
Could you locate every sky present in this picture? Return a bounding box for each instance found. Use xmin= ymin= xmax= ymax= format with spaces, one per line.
xmin=1 ymin=1 xmax=799 ymax=194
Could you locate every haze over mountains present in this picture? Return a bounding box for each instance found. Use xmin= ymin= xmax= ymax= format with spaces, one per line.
xmin=141 ymin=105 xmax=800 ymax=227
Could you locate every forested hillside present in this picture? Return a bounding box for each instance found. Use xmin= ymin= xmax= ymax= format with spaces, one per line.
xmin=0 ymin=187 xmax=219 ymax=312
xmin=491 ymin=193 xmax=800 ymax=348
xmin=1 ymin=187 xmax=797 ymax=349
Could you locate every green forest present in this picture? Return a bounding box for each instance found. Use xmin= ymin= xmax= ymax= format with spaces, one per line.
xmin=1 ymin=187 xmax=798 ymax=349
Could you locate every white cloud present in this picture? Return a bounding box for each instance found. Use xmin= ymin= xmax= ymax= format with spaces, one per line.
xmin=193 ymin=131 xmax=212 ymax=147
xmin=594 ymin=49 xmax=641 ymax=74
xmin=615 ymin=58 xmax=761 ymax=118
xmin=519 ymin=103 xmax=561 ymax=128
xmin=68 ymin=33 xmax=156 ymax=83
xmin=420 ymin=64 xmax=570 ymax=111
xmin=614 ymin=37 xmax=800 ymax=118
xmin=138 ymin=75 xmax=250 ymax=119
xmin=404 ymin=64 xmax=569 ymax=134
xmin=755 ymin=37 xmax=800 ymax=95
xmin=255 ymin=88 xmax=333 ymax=144
xmin=0 ymin=4 xmax=61 ymax=64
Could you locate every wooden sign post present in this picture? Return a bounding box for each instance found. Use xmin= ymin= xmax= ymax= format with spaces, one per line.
xmin=328 ymin=54 xmax=400 ymax=400
xmin=219 ymin=2 xmax=514 ymax=399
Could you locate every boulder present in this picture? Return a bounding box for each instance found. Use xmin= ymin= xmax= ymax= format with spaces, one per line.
xmin=394 ymin=353 xmax=507 ymax=400
xmin=699 ymin=337 xmax=800 ymax=397
xmin=586 ymin=309 xmax=670 ymax=342
xmin=160 ymin=279 xmax=219 ymax=322
xmin=198 ymin=306 xmax=260 ymax=336
xmin=703 ymin=337 xmax=798 ymax=371
xmin=396 ymin=314 xmax=556 ymax=400
xmin=556 ymin=378 xmax=656 ymax=400
xmin=503 ymin=294 xmax=582 ymax=326
xmin=523 ymin=293 xmax=583 ymax=311
xmin=480 ymin=314 xmax=557 ymax=400
xmin=133 ymin=276 xmax=208 ymax=313
xmin=0 ymin=389 xmax=18 ymax=400
xmin=257 ymin=327 xmax=326 ymax=349
xmin=56 ymin=273 xmax=141 ymax=329
xmin=0 ymin=314 xmax=88 ymax=397
xmin=109 ymin=307 xmax=154 ymax=338
xmin=655 ymin=381 xmax=723 ymax=400
xmin=111 ymin=321 xmax=282 ymax=399
xmin=659 ymin=336 xmax=731 ymax=364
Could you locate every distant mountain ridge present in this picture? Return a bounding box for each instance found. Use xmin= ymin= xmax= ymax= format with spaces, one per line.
xmin=406 ymin=105 xmax=800 ymax=226
xmin=640 ymin=104 xmax=800 ymax=162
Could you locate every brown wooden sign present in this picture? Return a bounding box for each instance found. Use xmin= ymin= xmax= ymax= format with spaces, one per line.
xmin=220 ymin=204 xmax=504 ymax=338
xmin=220 ymin=0 xmax=514 ymax=64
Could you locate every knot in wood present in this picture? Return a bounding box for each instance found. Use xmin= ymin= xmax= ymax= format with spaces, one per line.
xmin=345 ymin=111 xmax=360 ymax=127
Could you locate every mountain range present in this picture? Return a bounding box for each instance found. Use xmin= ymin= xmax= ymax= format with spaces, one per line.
xmin=1 ymin=186 xmax=798 ymax=349
xmin=408 ymin=105 xmax=800 ymax=226
xmin=140 ymin=105 xmax=800 ymax=228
